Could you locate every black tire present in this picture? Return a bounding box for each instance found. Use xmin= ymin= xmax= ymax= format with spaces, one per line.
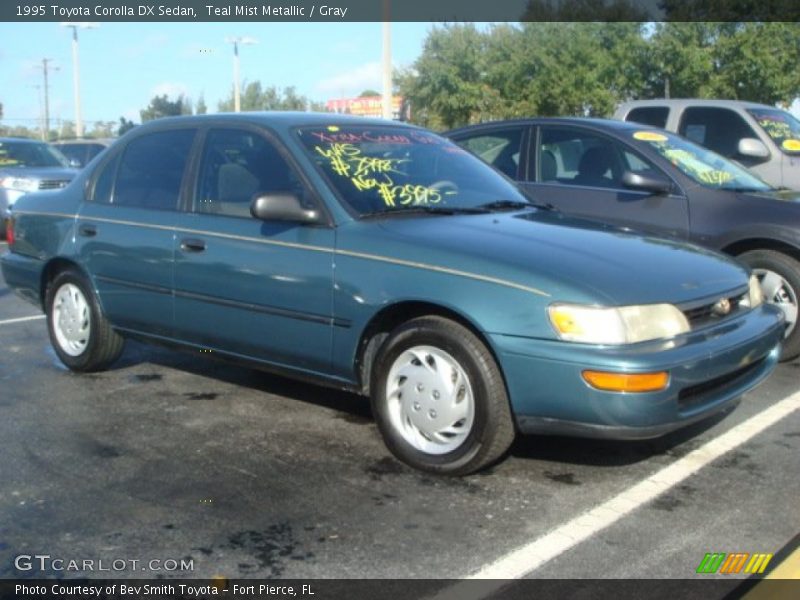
xmin=738 ymin=249 xmax=800 ymax=361
xmin=370 ymin=316 xmax=515 ymax=475
xmin=45 ymin=267 xmax=124 ymax=372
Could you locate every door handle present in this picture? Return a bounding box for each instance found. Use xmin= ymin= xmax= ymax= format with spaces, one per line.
xmin=180 ymin=238 xmax=206 ymax=253
xmin=78 ymin=223 xmax=97 ymax=237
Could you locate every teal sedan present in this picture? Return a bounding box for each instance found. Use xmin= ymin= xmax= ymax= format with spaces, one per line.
xmin=0 ymin=113 xmax=785 ymax=474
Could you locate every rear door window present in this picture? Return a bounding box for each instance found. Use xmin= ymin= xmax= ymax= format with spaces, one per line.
xmin=456 ymin=128 xmax=525 ymax=178
xmin=110 ymin=129 xmax=196 ymax=210
xmin=625 ymin=107 xmax=669 ymax=129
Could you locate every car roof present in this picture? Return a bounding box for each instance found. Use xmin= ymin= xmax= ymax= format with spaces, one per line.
xmin=52 ymin=138 xmax=113 ymax=146
xmin=133 ymin=111 xmax=425 ymax=133
xmin=0 ymin=137 xmax=51 ymax=145
xmin=445 ymin=116 xmax=653 ymax=136
xmin=617 ymin=98 xmax=775 ymax=111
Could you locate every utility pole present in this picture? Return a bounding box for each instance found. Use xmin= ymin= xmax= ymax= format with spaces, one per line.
xmin=37 ymin=58 xmax=56 ymax=141
xmin=61 ymin=23 xmax=98 ymax=138
xmin=381 ymin=0 xmax=392 ymax=120
xmin=226 ymin=36 xmax=257 ymax=113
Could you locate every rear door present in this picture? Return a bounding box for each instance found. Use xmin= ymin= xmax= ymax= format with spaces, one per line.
xmin=76 ymin=127 xmax=197 ymax=337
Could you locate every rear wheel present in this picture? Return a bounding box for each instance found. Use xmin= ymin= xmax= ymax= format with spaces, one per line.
xmin=738 ymin=249 xmax=800 ymax=361
xmin=370 ymin=316 xmax=515 ymax=475
xmin=46 ymin=268 xmax=124 ymax=372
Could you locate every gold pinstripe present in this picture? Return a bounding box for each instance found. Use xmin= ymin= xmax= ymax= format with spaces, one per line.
xmin=13 ymin=210 xmax=550 ymax=297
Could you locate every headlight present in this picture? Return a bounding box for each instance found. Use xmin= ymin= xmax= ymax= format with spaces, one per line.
xmin=548 ymin=303 xmax=690 ymax=345
xmin=0 ymin=177 xmax=39 ymax=193
xmin=742 ymin=274 xmax=763 ymax=309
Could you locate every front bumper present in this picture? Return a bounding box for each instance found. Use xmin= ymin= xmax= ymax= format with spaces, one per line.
xmin=492 ymin=304 xmax=784 ymax=439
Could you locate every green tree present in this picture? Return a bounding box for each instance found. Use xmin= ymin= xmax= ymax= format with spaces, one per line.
xmin=90 ymin=121 xmax=117 ymax=137
xmin=140 ymin=94 xmax=186 ymax=122
xmin=57 ymin=120 xmax=76 ymax=140
xmin=196 ymin=94 xmax=208 ymax=115
xmin=400 ymin=22 xmax=648 ymax=127
xmin=632 ymin=23 xmax=800 ymax=105
xmin=218 ymin=82 xmax=320 ymax=112
xmin=118 ymin=116 xmax=136 ymax=136
xmin=705 ymin=23 xmax=800 ymax=105
xmin=399 ymin=24 xmax=495 ymax=129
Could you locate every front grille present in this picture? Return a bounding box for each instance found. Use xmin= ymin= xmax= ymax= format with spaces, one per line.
xmin=38 ymin=179 xmax=70 ymax=190
xmin=682 ymin=293 xmax=746 ymax=329
xmin=677 ymin=357 xmax=766 ymax=410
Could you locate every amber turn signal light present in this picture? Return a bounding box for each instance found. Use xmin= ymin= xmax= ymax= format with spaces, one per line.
xmin=582 ymin=370 xmax=669 ymax=393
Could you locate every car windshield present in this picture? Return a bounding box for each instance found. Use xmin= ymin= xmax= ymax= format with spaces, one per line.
xmin=748 ymin=108 xmax=800 ymax=155
xmin=632 ymin=129 xmax=772 ymax=192
xmin=0 ymin=140 xmax=69 ymax=168
xmin=296 ymin=125 xmax=530 ymax=216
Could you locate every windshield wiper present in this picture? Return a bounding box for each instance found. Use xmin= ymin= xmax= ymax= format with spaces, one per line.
xmin=360 ymin=205 xmax=490 ymax=219
xmin=478 ymin=199 xmax=556 ymax=212
xmin=724 ymin=186 xmax=771 ymax=193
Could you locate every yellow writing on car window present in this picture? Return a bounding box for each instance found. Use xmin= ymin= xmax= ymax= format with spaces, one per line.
xmin=661 ymin=148 xmax=734 ymax=186
xmin=757 ymin=119 xmax=791 ymax=141
xmin=314 ymin=144 xmax=446 ymax=207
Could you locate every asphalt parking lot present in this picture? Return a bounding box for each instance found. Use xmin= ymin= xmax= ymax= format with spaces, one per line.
xmin=1 ymin=239 xmax=798 ymax=586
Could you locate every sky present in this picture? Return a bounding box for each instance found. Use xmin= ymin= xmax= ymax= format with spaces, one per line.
xmin=0 ymin=22 xmax=438 ymax=130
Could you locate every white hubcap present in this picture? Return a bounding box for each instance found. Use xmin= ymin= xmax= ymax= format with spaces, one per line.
xmin=385 ymin=345 xmax=475 ymax=455
xmin=52 ymin=283 xmax=91 ymax=356
xmin=754 ymin=268 xmax=798 ymax=338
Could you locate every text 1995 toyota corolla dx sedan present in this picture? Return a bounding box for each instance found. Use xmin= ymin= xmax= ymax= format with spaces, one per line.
xmin=0 ymin=113 xmax=785 ymax=474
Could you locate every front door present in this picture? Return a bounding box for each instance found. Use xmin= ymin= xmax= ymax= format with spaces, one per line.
xmin=172 ymin=127 xmax=335 ymax=374
xmin=524 ymin=125 xmax=690 ymax=240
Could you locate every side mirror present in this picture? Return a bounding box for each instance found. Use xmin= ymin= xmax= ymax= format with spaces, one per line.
xmin=621 ymin=170 xmax=672 ymax=195
xmin=737 ymin=137 xmax=770 ymax=159
xmin=250 ymin=193 xmax=321 ymax=224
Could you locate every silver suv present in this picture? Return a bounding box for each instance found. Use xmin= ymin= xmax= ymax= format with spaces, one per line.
xmin=614 ymin=99 xmax=800 ymax=190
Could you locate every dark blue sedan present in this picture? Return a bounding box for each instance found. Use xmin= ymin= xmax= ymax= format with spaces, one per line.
xmin=0 ymin=113 xmax=785 ymax=474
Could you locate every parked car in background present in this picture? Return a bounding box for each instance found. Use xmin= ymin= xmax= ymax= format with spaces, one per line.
xmin=614 ymin=99 xmax=800 ymax=190
xmin=446 ymin=118 xmax=800 ymax=359
xmin=1 ymin=114 xmax=784 ymax=474
xmin=0 ymin=137 xmax=77 ymax=238
xmin=52 ymin=138 xmax=113 ymax=169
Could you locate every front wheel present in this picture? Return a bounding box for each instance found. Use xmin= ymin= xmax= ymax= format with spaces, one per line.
xmin=738 ymin=249 xmax=800 ymax=361
xmin=370 ymin=316 xmax=515 ymax=475
xmin=46 ymin=268 xmax=125 ymax=372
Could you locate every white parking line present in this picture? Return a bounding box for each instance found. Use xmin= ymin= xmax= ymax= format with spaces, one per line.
xmin=430 ymin=390 xmax=800 ymax=599
xmin=0 ymin=315 xmax=45 ymax=326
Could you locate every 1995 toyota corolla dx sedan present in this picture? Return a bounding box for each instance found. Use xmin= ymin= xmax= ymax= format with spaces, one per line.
xmin=0 ymin=113 xmax=786 ymax=474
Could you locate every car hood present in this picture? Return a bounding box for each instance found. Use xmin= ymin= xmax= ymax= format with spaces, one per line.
xmin=0 ymin=166 xmax=77 ymax=182
xmin=742 ymin=188 xmax=800 ymax=203
xmin=363 ymin=210 xmax=748 ymax=306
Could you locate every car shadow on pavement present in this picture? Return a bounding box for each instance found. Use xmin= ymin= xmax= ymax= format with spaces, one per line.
xmin=112 ymin=340 xmax=374 ymax=422
xmin=101 ymin=341 xmax=733 ymax=473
